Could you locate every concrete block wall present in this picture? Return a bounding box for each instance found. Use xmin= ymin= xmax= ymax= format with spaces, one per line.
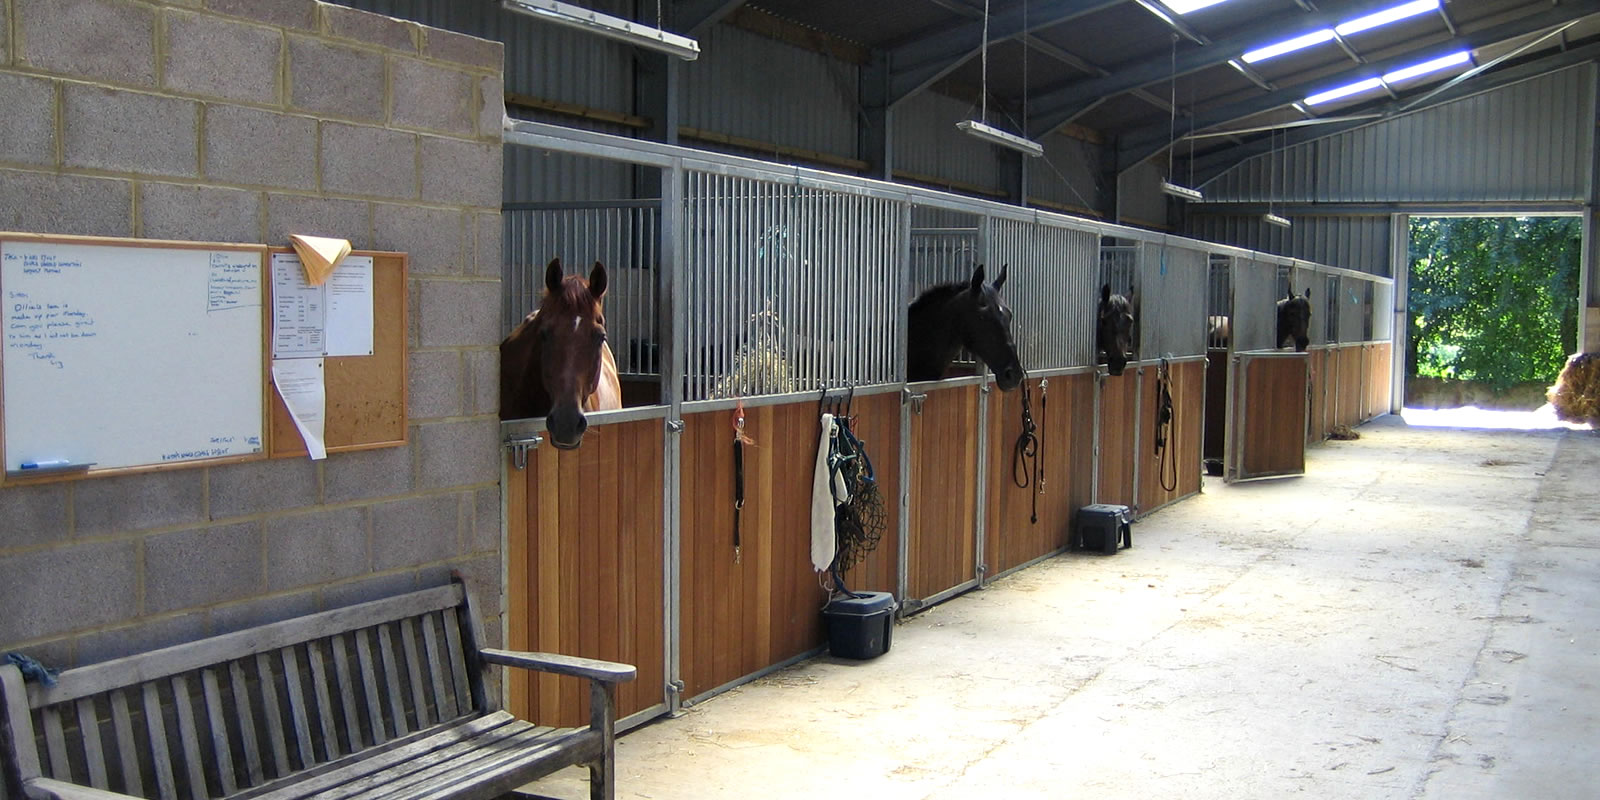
xmin=0 ymin=0 xmax=506 ymax=677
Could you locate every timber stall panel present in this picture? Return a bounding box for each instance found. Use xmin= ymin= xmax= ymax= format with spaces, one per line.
xmin=1308 ymin=348 xmax=1330 ymax=444
xmin=1137 ymin=360 xmax=1205 ymax=512
xmin=1364 ymin=342 xmax=1392 ymax=420
xmin=1336 ymin=345 xmax=1364 ymax=428
xmin=984 ymin=375 xmax=1091 ymax=576
xmin=907 ymin=383 xmax=979 ymax=603
xmin=1234 ymin=354 xmax=1310 ymax=480
xmin=1096 ymin=371 xmax=1138 ymax=508
xmin=678 ymin=393 xmax=900 ymax=699
xmin=506 ymin=419 xmax=665 ymax=729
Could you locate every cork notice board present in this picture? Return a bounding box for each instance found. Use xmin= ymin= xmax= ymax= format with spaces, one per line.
xmin=268 ymin=249 xmax=408 ymax=458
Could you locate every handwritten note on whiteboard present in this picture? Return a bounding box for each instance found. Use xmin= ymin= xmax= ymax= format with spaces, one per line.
xmin=2 ymin=239 xmax=266 ymax=473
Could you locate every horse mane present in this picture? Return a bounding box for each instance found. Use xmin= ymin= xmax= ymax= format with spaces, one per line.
xmin=909 ymin=281 xmax=967 ymax=314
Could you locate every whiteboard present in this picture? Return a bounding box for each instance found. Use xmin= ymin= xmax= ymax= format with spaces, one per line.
xmin=2 ymin=238 xmax=266 ymax=473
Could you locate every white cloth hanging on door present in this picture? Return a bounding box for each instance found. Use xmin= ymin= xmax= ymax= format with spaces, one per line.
xmin=811 ymin=413 xmax=842 ymax=572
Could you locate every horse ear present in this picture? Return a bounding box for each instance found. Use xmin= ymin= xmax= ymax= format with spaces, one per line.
xmin=1304 ymin=287 xmax=1312 ymax=300
xmin=969 ymin=264 xmax=987 ymax=294
xmin=545 ymin=258 xmax=564 ymax=295
xmin=992 ymin=264 xmax=1008 ymax=290
xmin=588 ymin=261 xmax=608 ymax=301
xmin=1100 ymin=283 xmax=1111 ymax=304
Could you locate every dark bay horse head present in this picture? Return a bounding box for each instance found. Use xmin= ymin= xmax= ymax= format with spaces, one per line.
xmin=1276 ymin=287 xmax=1313 ymax=351
xmin=907 ymin=264 xmax=1024 ymax=390
xmin=1096 ymin=283 xmax=1136 ymax=376
xmin=499 ymin=258 xmax=622 ymax=449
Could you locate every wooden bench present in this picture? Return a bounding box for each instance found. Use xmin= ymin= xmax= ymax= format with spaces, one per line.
xmin=0 ymin=581 xmax=635 ymax=800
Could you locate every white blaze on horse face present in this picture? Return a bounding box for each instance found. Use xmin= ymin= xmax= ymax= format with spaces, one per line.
xmin=572 ymin=316 xmax=581 ymax=332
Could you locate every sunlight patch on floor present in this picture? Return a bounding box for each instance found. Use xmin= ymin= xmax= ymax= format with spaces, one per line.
xmin=1401 ymin=404 xmax=1593 ymax=431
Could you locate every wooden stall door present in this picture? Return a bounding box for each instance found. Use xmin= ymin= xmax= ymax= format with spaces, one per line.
xmin=1096 ymin=370 xmax=1138 ymax=508
xmin=1137 ymin=361 xmax=1204 ymax=512
xmin=678 ymin=393 xmax=901 ymax=699
xmin=1231 ymin=353 xmax=1309 ymax=481
xmin=1337 ymin=345 xmax=1364 ymax=427
xmin=506 ymin=419 xmax=666 ymax=728
xmin=1364 ymin=342 xmax=1392 ymax=420
xmin=1307 ymin=348 xmax=1330 ymax=444
xmin=984 ymin=375 xmax=1094 ymax=577
xmin=907 ymin=384 xmax=979 ymax=604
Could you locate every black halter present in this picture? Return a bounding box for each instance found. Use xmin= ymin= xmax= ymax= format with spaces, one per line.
xmin=1012 ymin=375 xmax=1045 ymax=524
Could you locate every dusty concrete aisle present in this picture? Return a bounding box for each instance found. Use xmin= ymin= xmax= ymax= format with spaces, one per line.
xmin=522 ymin=418 xmax=1599 ymax=799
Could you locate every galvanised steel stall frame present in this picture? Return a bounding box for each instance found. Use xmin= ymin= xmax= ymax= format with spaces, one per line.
xmin=496 ymin=117 xmax=1396 ymax=732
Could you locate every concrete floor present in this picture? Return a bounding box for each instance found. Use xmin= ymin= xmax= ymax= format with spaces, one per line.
xmin=524 ymin=415 xmax=1600 ymax=799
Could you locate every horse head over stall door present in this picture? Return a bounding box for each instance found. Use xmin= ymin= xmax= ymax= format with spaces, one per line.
xmin=906 ymin=263 xmax=1025 ymax=389
xmin=1277 ymin=288 xmax=1313 ymax=351
xmin=1096 ymin=283 xmax=1136 ymax=376
xmin=500 ymin=258 xmax=623 ymax=448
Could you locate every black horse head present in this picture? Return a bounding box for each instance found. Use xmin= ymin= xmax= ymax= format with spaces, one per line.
xmin=1277 ymin=288 xmax=1312 ymax=352
xmin=1097 ymin=283 xmax=1136 ymax=376
xmin=906 ymin=264 xmax=1024 ymax=390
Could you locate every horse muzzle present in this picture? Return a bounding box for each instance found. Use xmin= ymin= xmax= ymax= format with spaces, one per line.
xmin=545 ymin=406 xmax=589 ymax=450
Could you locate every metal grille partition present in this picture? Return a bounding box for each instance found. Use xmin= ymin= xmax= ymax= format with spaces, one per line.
xmin=681 ymin=171 xmax=906 ymax=401
xmin=987 ymin=219 xmax=1099 ymax=371
xmin=1338 ymin=275 xmax=1367 ymax=343
xmin=1232 ymin=257 xmax=1281 ymax=352
xmin=1373 ymin=281 xmax=1395 ymax=341
xmin=1137 ymin=242 xmax=1208 ymax=359
xmin=1207 ymin=255 xmax=1231 ymax=349
xmin=502 ymin=200 xmax=662 ymax=376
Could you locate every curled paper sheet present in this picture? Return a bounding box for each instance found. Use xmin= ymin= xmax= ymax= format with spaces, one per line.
xmin=288 ymin=234 xmax=351 ymax=287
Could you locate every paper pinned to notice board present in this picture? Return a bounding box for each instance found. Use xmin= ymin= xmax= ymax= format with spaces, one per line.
xmin=272 ymin=358 xmax=327 ymax=460
xmin=288 ymin=235 xmax=351 ymax=286
xmin=272 ymin=251 xmax=374 ymax=359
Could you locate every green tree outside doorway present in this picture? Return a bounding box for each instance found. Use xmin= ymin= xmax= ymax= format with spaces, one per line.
xmin=1408 ymin=217 xmax=1580 ymax=390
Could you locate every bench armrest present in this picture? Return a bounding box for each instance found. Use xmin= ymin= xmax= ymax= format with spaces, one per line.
xmin=25 ymin=778 xmax=140 ymax=800
xmin=479 ymin=648 xmax=636 ymax=684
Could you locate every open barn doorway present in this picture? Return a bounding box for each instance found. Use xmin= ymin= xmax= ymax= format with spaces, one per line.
xmin=1405 ymin=216 xmax=1581 ymax=422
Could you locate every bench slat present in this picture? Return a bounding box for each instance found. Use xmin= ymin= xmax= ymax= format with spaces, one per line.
xmin=328 ymin=633 xmax=364 ymax=756
xmin=440 ymin=608 xmax=473 ymax=712
xmin=26 ymin=585 xmax=465 ymax=708
xmin=353 ymin=629 xmax=388 ymax=746
xmin=203 ymin=668 xmax=239 ymax=795
xmin=107 ymin=690 xmax=142 ymax=794
xmin=228 ymin=661 xmax=263 ymax=787
xmin=377 ymin=623 xmax=410 ymax=737
xmin=306 ymin=640 xmax=341 ymax=761
xmin=399 ymin=618 xmax=432 ymax=728
xmin=141 ymin=682 xmax=177 ymax=798
xmin=1 ymin=666 xmax=42 ymax=783
xmin=252 ymin=653 xmax=289 ymax=779
xmin=317 ymin=718 xmax=571 ymax=800
xmin=170 ymin=674 xmax=209 ymax=800
xmin=279 ymin=648 xmax=314 ymax=771
xmin=337 ymin=721 xmax=586 ymax=800
xmin=75 ymin=698 xmax=109 ymax=789
xmin=420 ymin=612 xmax=456 ymax=721
xmin=41 ymin=706 xmax=71 ymax=780
xmin=240 ymin=713 xmax=518 ymax=800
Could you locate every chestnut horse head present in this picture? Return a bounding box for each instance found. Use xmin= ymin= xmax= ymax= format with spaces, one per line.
xmin=499 ymin=258 xmax=622 ymax=449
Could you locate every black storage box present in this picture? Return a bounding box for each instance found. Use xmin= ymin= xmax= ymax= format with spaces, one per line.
xmin=822 ymin=591 xmax=896 ymax=659
xmin=1075 ymin=503 xmax=1133 ymax=554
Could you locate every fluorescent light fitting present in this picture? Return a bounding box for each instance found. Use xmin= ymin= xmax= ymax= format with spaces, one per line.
xmin=1161 ymin=0 xmax=1232 ymax=14
xmin=1304 ymin=77 xmax=1384 ymax=106
xmin=501 ymin=0 xmax=700 ymax=60
xmin=957 ymin=120 xmax=1045 ymax=157
xmin=1382 ymin=51 xmax=1470 ymax=83
xmin=1241 ymin=29 xmax=1335 ymax=64
xmin=1160 ymin=180 xmax=1204 ymax=201
xmin=1334 ymin=0 xmax=1439 ymax=37
xmin=1263 ymin=213 xmax=1292 ymax=228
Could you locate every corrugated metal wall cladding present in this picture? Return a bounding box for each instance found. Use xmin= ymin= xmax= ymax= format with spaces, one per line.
xmin=1185 ymin=215 xmax=1392 ymax=277
xmin=1206 ymin=66 xmax=1595 ymax=204
xmin=894 ymin=92 xmax=1009 ymax=192
xmin=683 ymin=24 xmax=859 ymax=160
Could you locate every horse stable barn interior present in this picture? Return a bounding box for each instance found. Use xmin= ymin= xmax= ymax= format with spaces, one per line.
xmin=2 ymin=0 xmax=1600 ymax=797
